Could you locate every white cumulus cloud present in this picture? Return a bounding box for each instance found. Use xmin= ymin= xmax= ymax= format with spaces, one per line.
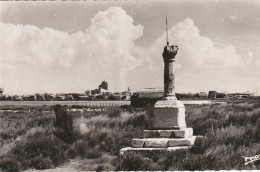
xmin=0 ymin=7 xmax=144 ymax=94
xmin=1 ymin=11 xmax=259 ymax=95
xmin=151 ymin=18 xmax=243 ymax=68
xmin=140 ymin=18 xmax=257 ymax=93
xmin=230 ymin=15 xmax=238 ymax=21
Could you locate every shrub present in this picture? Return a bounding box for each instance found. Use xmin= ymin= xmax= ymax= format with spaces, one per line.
xmin=0 ymin=155 xmax=21 ymax=172
xmin=67 ymin=139 xmax=102 ymax=159
xmin=0 ymin=127 xmax=69 ymax=171
xmin=29 ymin=154 xmax=53 ymax=169
xmin=253 ymin=102 xmax=260 ymax=109
xmin=107 ymin=107 xmax=122 ymax=118
xmin=126 ymin=112 xmax=146 ymax=128
xmin=120 ymin=152 xmax=160 ymax=171
xmin=232 ymin=103 xmax=254 ymax=112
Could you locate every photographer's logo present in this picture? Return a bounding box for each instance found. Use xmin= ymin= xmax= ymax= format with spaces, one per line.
xmin=242 ymin=155 xmax=260 ymax=165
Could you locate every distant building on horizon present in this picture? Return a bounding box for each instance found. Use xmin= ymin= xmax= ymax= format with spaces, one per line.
xmin=99 ymin=80 xmax=108 ymax=91
xmin=88 ymin=80 xmax=109 ymax=95
xmin=208 ymin=91 xmax=217 ymax=99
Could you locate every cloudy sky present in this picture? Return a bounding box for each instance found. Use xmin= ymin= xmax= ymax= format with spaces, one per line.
xmin=0 ymin=0 xmax=260 ymax=95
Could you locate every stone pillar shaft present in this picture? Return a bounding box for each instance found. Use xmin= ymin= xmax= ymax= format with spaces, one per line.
xmin=162 ymin=45 xmax=178 ymax=99
xmin=164 ymin=59 xmax=175 ymax=98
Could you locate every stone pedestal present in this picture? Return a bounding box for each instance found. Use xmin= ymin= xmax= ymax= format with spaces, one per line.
xmin=152 ymin=100 xmax=186 ymax=129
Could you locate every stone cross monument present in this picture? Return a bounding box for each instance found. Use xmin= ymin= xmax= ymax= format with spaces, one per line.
xmin=120 ymin=18 xmax=196 ymax=154
xmin=152 ymin=44 xmax=186 ymax=129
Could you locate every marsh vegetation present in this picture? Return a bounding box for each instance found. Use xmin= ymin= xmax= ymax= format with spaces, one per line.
xmin=0 ymin=101 xmax=260 ymax=171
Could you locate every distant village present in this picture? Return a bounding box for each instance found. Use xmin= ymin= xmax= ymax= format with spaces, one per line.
xmin=0 ymin=81 xmax=258 ymax=101
xmin=0 ymin=81 xmax=131 ymax=101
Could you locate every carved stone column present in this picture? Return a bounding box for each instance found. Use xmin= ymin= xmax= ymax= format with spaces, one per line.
xmin=163 ymin=45 xmax=178 ymax=99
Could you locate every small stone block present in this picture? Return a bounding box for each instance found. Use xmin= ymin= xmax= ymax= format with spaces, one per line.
xmin=131 ymin=139 xmax=145 ymax=148
xmin=143 ymin=128 xmax=193 ymax=138
xmin=159 ymin=130 xmax=172 ymax=137
xmin=168 ymin=136 xmax=197 ymax=146
xmin=143 ymin=130 xmax=160 ymax=138
xmin=144 ymin=138 xmax=169 ymax=148
xmin=174 ymin=128 xmax=193 ymax=138
xmin=173 ymin=130 xmax=185 ymax=137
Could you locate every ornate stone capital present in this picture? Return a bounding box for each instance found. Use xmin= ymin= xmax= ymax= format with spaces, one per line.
xmin=163 ymin=45 xmax=179 ymax=62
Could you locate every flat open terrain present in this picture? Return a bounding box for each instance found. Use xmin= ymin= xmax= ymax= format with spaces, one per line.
xmin=0 ymin=101 xmax=130 ymax=106
xmin=0 ymin=100 xmax=260 ymax=171
xmin=0 ymin=100 xmax=224 ymax=106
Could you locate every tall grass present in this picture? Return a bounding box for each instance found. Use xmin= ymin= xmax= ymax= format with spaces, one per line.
xmin=0 ymin=106 xmax=68 ymax=172
xmin=0 ymin=127 xmax=69 ymax=172
xmin=1 ymin=101 xmax=260 ymax=171
xmin=0 ymin=105 xmax=147 ymax=171
xmin=67 ymin=111 xmax=146 ymax=158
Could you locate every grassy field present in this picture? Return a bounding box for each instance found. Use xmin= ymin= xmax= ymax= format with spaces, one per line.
xmin=0 ymin=101 xmax=260 ymax=171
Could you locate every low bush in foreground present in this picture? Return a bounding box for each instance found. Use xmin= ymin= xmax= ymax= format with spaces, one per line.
xmin=0 ymin=127 xmax=69 ymax=172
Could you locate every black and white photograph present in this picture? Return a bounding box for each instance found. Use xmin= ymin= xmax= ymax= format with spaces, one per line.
xmin=0 ymin=0 xmax=260 ymax=171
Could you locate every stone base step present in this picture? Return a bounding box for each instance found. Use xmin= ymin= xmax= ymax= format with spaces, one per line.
xmin=132 ymin=136 xmax=197 ymax=148
xmin=120 ymin=146 xmax=189 ymax=156
xmin=143 ymin=128 xmax=193 ymax=138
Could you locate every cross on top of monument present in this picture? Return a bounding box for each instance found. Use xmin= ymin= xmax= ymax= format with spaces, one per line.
xmin=163 ymin=17 xmax=179 ymax=61
xmin=163 ymin=45 xmax=179 ymax=60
